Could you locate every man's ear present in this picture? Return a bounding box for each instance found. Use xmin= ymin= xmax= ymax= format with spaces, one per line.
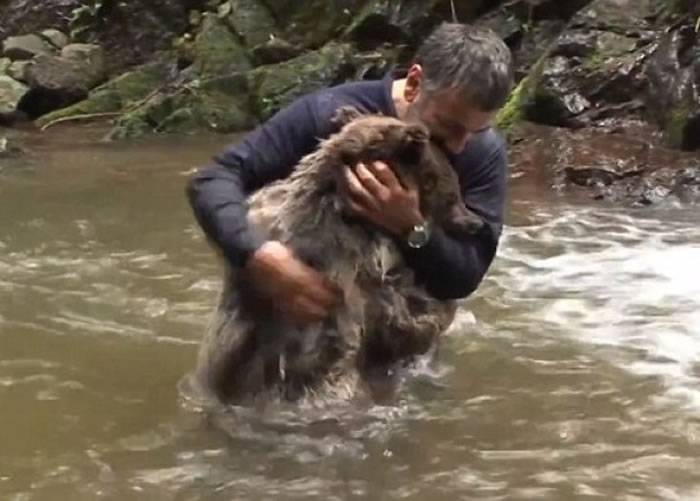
xmin=404 ymin=64 xmax=424 ymax=104
xmin=330 ymin=106 xmax=364 ymax=128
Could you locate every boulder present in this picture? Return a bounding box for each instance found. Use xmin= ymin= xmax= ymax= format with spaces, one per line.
xmin=2 ymin=33 xmax=54 ymax=60
xmin=248 ymin=42 xmax=354 ymax=120
xmin=61 ymin=43 xmax=104 ymax=68
xmin=193 ymin=13 xmax=250 ymax=75
xmin=40 ymin=29 xmax=70 ymax=49
xmin=105 ymin=70 xmax=255 ymax=139
xmin=0 ymin=75 xmax=29 ymax=122
xmin=0 ymin=1 xmax=79 ymax=42
xmin=506 ymin=0 xmax=659 ymax=128
xmin=250 ymin=38 xmax=302 ymax=65
xmin=225 ymin=0 xmax=280 ymax=49
xmin=7 ymin=60 xmax=30 ymax=82
xmin=646 ymin=24 xmax=700 ymax=150
xmin=22 ymin=52 xmax=107 ymax=117
xmin=0 ymin=57 xmax=10 ymax=74
xmin=35 ymin=60 xmax=176 ymax=127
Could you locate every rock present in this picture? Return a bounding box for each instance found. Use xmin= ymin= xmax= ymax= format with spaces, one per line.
xmin=250 ymin=37 xmax=302 ymax=65
xmin=0 ymin=57 xmax=10 ymax=74
xmin=248 ymin=42 xmax=354 ymax=120
xmin=105 ymin=71 xmax=255 ymax=139
xmin=21 ymin=53 xmax=107 ymax=117
xmin=193 ymin=13 xmax=250 ymax=75
xmin=0 ymin=136 xmax=23 ymax=158
xmin=40 ymin=28 xmax=70 ymax=49
xmin=0 ymin=1 xmax=79 ymax=42
xmin=35 ymin=60 xmax=176 ymax=127
xmin=344 ymin=0 xmax=458 ymax=52
xmin=61 ymin=43 xmax=104 ymax=68
xmin=0 ymin=75 xmax=29 ymax=122
xmin=7 ymin=60 xmax=30 ymax=82
xmin=62 ymin=0 xmax=201 ymax=75
xmin=509 ymin=121 xmax=700 ymax=205
xmin=2 ymin=34 xmax=54 ymax=60
xmin=263 ymin=0 xmax=359 ymax=49
xmin=646 ymin=24 xmax=700 ymax=151
xmin=672 ymin=166 xmax=700 ymax=202
xmin=226 ymin=0 xmax=280 ymax=49
xmin=506 ymin=0 xmax=659 ymax=128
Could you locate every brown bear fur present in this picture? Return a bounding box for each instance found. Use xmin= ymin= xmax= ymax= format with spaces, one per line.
xmin=191 ymin=107 xmax=482 ymax=406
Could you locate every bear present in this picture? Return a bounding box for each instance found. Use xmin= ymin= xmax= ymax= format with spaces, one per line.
xmin=189 ymin=106 xmax=483 ymax=407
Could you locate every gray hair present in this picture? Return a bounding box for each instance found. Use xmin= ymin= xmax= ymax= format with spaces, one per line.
xmin=414 ymin=23 xmax=513 ymax=112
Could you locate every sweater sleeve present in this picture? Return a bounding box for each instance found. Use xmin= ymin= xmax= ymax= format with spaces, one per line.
xmin=186 ymin=96 xmax=324 ymax=268
xmin=397 ymin=133 xmax=508 ymax=300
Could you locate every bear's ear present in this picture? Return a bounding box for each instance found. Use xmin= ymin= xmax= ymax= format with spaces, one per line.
xmin=402 ymin=122 xmax=429 ymax=146
xmin=330 ymin=106 xmax=364 ymax=128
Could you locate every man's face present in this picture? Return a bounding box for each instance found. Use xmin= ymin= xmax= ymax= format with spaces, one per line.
xmin=407 ymin=86 xmax=494 ymax=155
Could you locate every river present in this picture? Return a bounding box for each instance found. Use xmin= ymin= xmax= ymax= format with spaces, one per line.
xmin=1 ymin=125 xmax=700 ymax=500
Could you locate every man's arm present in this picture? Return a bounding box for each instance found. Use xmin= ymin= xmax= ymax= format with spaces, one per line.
xmin=399 ymin=137 xmax=508 ymax=300
xmin=186 ymin=97 xmax=323 ymax=268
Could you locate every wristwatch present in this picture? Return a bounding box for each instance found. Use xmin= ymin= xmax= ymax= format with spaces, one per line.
xmin=406 ymin=220 xmax=432 ymax=249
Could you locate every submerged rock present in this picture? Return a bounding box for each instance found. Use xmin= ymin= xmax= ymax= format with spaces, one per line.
xmin=0 ymin=135 xmax=23 ymax=158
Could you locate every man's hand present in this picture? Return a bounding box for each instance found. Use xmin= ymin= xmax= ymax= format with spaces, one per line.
xmin=340 ymin=161 xmax=424 ymax=235
xmin=244 ymin=241 xmax=341 ymax=326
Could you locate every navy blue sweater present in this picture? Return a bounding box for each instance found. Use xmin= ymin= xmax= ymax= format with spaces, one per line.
xmin=186 ymin=72 xmax=508 ymax=300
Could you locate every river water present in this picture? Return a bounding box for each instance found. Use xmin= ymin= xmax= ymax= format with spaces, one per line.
xmin=1 ymin=125 xmax=700 ymax=500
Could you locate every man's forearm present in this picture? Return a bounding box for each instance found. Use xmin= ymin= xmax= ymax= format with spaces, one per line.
xmin=186 ymin=164 xmax=266 ymax=268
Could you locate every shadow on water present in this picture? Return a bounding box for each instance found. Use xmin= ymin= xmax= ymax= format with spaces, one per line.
xmin=1 ymin=125 xmax=700 ymax=499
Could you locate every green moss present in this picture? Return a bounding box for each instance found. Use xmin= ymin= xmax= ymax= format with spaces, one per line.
xmin=36 ymin=61 xmax=171 ymax=127
xmin=249 ymin=42 xmax=352 ymax=119
xmin=665 ymin=102 xmax=691 ymax=149
xmin=495 ymin=77 xmax=528 ymax=133
xmin=194 ymin=13 xmax=250 ymax=76
xmin=226 ymin=0 xmax=279 ymax=49
xmin=582 ymin=51 xmax=606 ymax=71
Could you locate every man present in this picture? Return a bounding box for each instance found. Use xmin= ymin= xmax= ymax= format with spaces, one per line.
xmin=187 ymin=22 xmax=513 ymax=327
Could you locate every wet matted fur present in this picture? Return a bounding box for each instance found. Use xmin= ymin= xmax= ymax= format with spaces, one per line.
xmin=192 ymin=107 xmax=481 ymax=405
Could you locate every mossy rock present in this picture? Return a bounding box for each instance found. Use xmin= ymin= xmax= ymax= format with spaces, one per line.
xmin=35 ymin=60 xmax=174 ymax=128
xmin=264 ymin=0 xmax=361 ymax=49
xmin=194 ymin=13 xmax=250 ymax=76
xmin=225 ymin=0 xmax=280 ymax=49
xmin=248 ymin=42 xmax=354 ymax=120
xmin=106 ymin=73 xmax=255 ymax=138
xmin=0 ymin=58 xmax=11 ymax=75
xmin=646 ymin=24 xmax=700 ymax=150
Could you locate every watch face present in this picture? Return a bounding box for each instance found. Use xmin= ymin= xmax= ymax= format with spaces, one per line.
xmin=407 ymin=225 xmax=429 ymax=248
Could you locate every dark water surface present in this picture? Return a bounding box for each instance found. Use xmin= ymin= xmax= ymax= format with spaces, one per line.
xmin=2 ymin=125 xmax=700 ymax=500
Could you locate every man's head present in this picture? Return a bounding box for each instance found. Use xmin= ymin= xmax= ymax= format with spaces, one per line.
xmin=402 ymin=23 xmax=513 ymax=154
